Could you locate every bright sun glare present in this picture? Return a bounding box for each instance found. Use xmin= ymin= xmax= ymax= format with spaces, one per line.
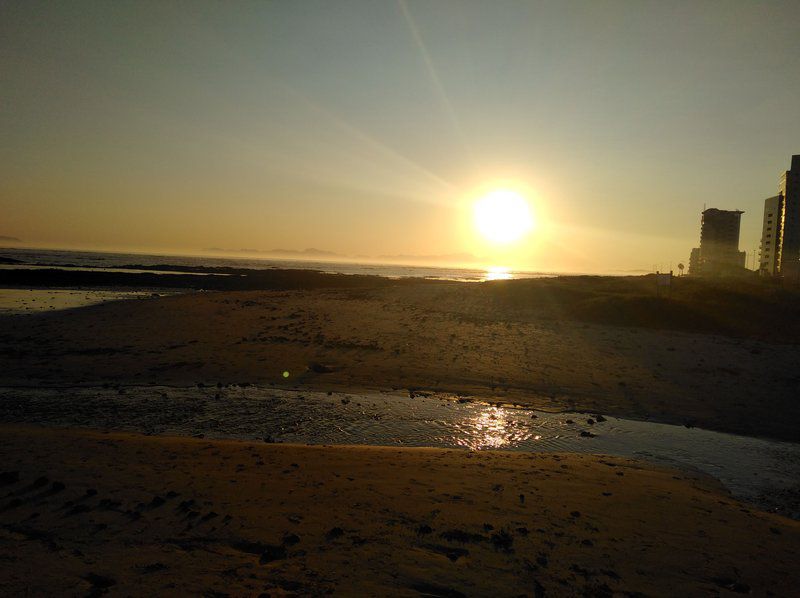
xmin=473 ymin=189 xmax=534 ymax=244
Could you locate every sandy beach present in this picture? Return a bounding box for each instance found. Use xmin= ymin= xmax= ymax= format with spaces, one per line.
xmin=2 ymin=425 xmax=799 ymax=596
xmin=2 ymin=276 xmax=799 ymax=440
xmin=2 ymin=274 xmax=800 ymax=595
xmin=5 ymin=2 xmax=800 ymax=594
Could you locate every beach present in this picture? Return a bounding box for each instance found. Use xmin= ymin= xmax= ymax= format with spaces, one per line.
xmin=2 ymin=425 xmax=799 ymax=596
xmin=2 ymin=274 xmax=799 ymax=440
xmin=2 ymin=271 xmax=800 ymax=595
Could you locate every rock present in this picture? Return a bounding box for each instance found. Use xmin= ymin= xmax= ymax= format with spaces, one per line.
xmin=309 ymin=362 xmax=335 ymax=373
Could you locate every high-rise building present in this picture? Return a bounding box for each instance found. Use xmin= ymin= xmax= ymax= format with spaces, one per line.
xmin=758 ymin=195 xmax=782 ymax=275
xmin=689 ymin=208 xmax=745 ymax=275
xmin=759 ymin=155 xmax=800 ymax=278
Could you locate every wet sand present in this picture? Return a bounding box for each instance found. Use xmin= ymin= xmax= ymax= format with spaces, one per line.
xmin=1 ymin=425 xmax=798 ymax=596
xmin=1 ymin=285 xmax=799 ymax=440
xmin=0 ymin=288 xmax=169 ymax=315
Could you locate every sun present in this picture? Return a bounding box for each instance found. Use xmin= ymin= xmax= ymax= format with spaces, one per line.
xmin=473 ymin=189 xmax=534 ymax=244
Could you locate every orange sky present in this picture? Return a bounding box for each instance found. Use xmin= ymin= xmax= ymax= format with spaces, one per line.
xmin=2 ymin=2 xmax=799 ymax=273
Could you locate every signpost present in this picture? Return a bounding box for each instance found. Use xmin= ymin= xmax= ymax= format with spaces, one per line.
xmin=655 ymin=270 xmax=672 ymax=297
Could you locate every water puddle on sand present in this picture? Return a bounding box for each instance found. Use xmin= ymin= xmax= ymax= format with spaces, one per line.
xmin=1 ymin=386 xmax=798 ymax=518
xmin=0 ymin=289 xmax=164 ymax=314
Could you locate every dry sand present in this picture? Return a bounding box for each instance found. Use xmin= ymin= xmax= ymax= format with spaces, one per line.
xmin=2 ymin=285 xmax=799 ymax=440
xmin=1 ymin=425 xmax=798 ymax=597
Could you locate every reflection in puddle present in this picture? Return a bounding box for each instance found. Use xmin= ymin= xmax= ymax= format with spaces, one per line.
xmin=454 ymin=407 xmax=541 ymax=450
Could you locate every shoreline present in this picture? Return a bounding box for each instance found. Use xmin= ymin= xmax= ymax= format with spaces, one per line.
xmin=2 ymin=282 xmax=800 ymax=442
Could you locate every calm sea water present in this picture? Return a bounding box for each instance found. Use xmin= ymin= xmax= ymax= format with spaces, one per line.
xmin=0 ymin=247 xmax=572 ymax=282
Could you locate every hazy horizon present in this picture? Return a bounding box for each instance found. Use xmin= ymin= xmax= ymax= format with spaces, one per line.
xmin=3 ymin=1 xmax=800 ymax=272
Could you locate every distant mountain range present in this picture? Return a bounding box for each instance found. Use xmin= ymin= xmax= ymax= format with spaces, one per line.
xmin=202 ymin=247 xmax=478 ymax=264
xmin=203 ymin=247 xmax=339 ymax=258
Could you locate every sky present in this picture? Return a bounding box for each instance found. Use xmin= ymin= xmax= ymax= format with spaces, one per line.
xmin=2 ymin=1 xmax=800 ymax=273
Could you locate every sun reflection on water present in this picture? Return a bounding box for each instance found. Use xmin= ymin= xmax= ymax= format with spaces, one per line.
xmin=453 ymin=406 xmax=538 ymax=450
xmin=485 ymin=266 xmax=512 ymax=281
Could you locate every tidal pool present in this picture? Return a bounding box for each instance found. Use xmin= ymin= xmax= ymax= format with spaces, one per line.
xmin=1 ymin=385 xmax=797 ymax=518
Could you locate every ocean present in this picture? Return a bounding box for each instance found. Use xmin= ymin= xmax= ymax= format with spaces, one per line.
xmin=0 ymin=247 xmax=562 ymax=282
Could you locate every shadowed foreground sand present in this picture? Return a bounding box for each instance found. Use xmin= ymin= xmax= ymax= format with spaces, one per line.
xmin=1 ymin=426 xmax=798 ymax=596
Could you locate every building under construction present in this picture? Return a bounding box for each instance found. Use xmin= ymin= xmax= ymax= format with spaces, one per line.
xmin=688 ymin=208 xmax=746 ymax=275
